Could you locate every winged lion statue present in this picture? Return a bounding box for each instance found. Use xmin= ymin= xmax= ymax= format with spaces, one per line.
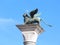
xmin=23 ymin=8 xmax=41 ymax=24
xmin=23 ymin=8 xmax=52 ymax=27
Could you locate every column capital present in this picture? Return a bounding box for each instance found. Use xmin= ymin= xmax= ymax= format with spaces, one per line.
xmin=16 ymin=24 xmax=44 ymax=43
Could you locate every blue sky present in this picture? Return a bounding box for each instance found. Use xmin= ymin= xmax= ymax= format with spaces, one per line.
xmin=0 ymin=0 xmax=60 ymax=45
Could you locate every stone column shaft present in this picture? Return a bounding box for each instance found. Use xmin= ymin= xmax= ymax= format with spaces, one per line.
xmin=24 ymin=41 xmax=36 ymax=45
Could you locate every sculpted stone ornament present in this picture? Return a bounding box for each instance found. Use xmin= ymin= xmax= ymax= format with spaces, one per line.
xmin=23 ymin=8 xmax=41 ymax=24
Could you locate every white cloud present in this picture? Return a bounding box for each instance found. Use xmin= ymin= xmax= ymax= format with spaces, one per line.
xmin=0 ymin=18 xmax=19 ymax=25
xmin=0 ymin=18 xmax=18 ymax=28
xmin=0 ymin=18 xmax=15 ymax=23
xmin=0 ymin=18 xmax=17 ymax=31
